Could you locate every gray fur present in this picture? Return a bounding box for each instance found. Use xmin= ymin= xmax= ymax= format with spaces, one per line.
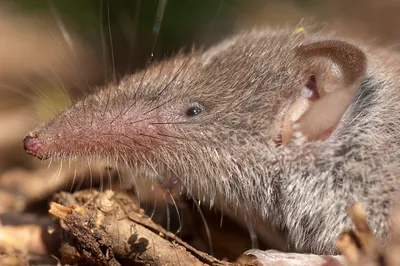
xmin=25 ymin=27 xmax=400 ymax=254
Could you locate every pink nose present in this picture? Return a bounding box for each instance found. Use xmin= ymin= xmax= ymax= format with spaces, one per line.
xmin=23 ymin=133 xmax=43 ymax=158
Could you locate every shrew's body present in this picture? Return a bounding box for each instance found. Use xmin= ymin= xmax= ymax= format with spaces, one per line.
xmin=24 ymin=27 xmax=400 ymax=254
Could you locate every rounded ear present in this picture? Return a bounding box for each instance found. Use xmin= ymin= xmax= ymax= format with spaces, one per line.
xmin=280 ymin=40 xmax=367 ymax=144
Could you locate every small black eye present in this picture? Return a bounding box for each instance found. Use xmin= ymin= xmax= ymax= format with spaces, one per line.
xmin=186 ymin=106 xmax=203 ymax=117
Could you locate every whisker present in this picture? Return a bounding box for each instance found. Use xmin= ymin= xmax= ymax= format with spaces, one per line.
xmin=152 ymin=0 xmax=168 ymax=52
xmin=102 ymin=133 xmax=152 ymax=151
xmin=93 ymin=139 xmax=110 ymax=156
xmin=99 ymin=0 xmax=109 ymax=82
xmin=220 ymin=205 xmax=224 ymax=228
xmin=75 ymin=168 xmax=86 ymax=191
xmin=47 ymin=157 xmax=53 ymax=169
xmin=120 ymin=56 xmax=153 ymax=118
xmin=141 ymin=156 xmax=163 ymax=218
xmin=107 ymin=0 xmax=116 ymax=83
xmin=142 ymin=98 xmax=173 ymax=116
xmin=51 ymin=159 xmax=63 ymax=184
xmin=122 ymin=0 xmax=168 ymax=116
xmin=245 ymin=219 xmax=259 ymax=249
xmin=46 ymin=2 xmax=91 ymax=90
xmin=164 ymin=195 xmax=171 ymax=236
xmin=106 ymin=157 xmax=113 ymax=191
xmin=99 ymin=164 xmax=104 ymax=192
xmin=205 ymin=0 xmax=224 ymax=39
xmin=22 ymin=77 xmax=58 ymax=116
xmin=0 ymin=83 xmax=41 ymax=102
xmin=87 ymin=157 xmax=93 ymax=190
xmin=114 ymin=159 xmax=123 ymax=193
xmin=102 ymin=86 xmax=112 ymax=117
xmin=146 ymin=55 xmax=193 ymax=109
xmin=157 ymin=133 xmax=192 ymax=141
xmin=64 ymin=156 xmax=72 ymax=188
xmin=47 ymin=0 xmax=75 ymax=54
xmin=150 ymin=121 xmax=201 ymax=125
xmin=123 ymin=158 xmax=142 ymax=211
xmin=115 ymin=140 xmax=134 ymax=152
xmin=192 ymin=198 xmax=213 ymax=256
xmin=149 ymin=186 xmax=158 ymax=220
xmin=148 ymin=157 xmax=189 ymax=238
xmin=139 ymin=133 xmax=165 ymax=142
xmin=43 ymin=67 xmax=76 ymax=131
xmin=125 ymin=0 xmax=141 ymax=73
xmin=128 ymin=116 xmax=155 ymax=125
xmin=166 ymin=189 xmax=183 ymax=235
xmin=70 ymin=160 xmax=78 ymax=192
xmin=46 ymin=62 xmax=72 ymax=102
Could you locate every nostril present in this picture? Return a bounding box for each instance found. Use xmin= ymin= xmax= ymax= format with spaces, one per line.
xmin=23 ymin=132 xmax=41 ymax=156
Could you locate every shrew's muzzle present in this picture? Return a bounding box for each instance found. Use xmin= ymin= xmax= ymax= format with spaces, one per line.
xmin=23 ymin=132 xmax=49 ymax=160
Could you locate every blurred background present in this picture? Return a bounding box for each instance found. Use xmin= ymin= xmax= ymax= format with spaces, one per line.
xmin=1 ymin=0 xmax=400 ymax=264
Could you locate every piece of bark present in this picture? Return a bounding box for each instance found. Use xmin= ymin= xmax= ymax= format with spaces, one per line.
xmin=50 ymin=189 xmax=234 ymax=266
xmin=336 ymin=203 xmax=400 ymax=266
xmin=51 ymin=190 xmax=372 ymax=266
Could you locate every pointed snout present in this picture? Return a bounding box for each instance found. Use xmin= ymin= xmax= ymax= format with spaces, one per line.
xmin=23 ymin=132 xmax=47 ymax=159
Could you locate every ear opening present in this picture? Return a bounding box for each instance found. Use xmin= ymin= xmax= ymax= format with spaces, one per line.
xmin=280 ymin=40 xmax=367 ymax=145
